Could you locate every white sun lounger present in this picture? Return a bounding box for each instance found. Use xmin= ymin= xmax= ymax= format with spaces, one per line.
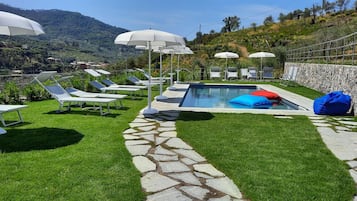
xmin=65 ymin=87 xmax=127 ymax=108
xmin=90 ymin=80 xmax=140 ymax=94
xmin=101 ymin=79 xmax=147 ymax=89
xmin=33 ymin=71 xmax=116 ymax=115
xmin=0 ymin=104 xmax=27 ymax=126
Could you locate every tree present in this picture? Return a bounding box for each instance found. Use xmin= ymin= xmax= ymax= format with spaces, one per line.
xmin=336 ymin=0 xmax=351 ymax=11
xmin=278 ymin=13 xmax=286 ymax=23
xmin=221 ymin=16 xmax=240 ymax=33
xmin=355 ymin=0 xmax=357 ymax=10
xmin=263 ymin=15 xmax=274 ymax=25
xmin=251 ymin=22 xmax=257 ymax=31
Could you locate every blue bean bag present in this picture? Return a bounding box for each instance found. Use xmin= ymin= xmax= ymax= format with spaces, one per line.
xmin=229 ymin=94 xmax=272 ymax=109
xmin=313 ymin=91 xmax=351 ymax=115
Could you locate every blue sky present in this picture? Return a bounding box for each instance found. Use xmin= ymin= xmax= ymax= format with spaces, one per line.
xmin=0 ymin=0 xmax=341 ymax=40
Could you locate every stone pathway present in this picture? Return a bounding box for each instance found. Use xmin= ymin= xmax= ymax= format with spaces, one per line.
xmin=123 ymin=110 xmax=244 ymax=201
xmin=308 ymin=116 xmax=357 ymax=200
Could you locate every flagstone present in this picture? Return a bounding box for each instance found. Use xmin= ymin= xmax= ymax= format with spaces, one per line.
xmin=146 ymin=187 xmax=192 ymax=201
xmin=138 ymin=125 xmax=157 ymax=131
xmin=133 ymin=156 xmax=156 ymax=173
xmin=159 ymin=161 xmax=190 ymax=173
xmin=313 ymin=122 xmax=331 ymax=127
xmin=132 ymin=130 xmax=159 ymax=136
xmin=123 ymin=128 xmax=138 ymax=134
xmin=141 ymin=134 xmax=155 ymax=142
xmin=181 ymin=157 xmax=198 ymax=165
xmin=149 ymin=154 xmax=179 ymax=161
xmin=347 ymin=160 xmax=357 ymax=168
xmin=156 ymin=137 xmax=169 ymax=145
xmin=180 ymin=186 xmax=209 ymax=200
xmin=132 ymin=118 xmax=149 ymax=123
xmin=160 ymin=131 xmax=177 ymax=137
xmin=166 ymin=138 xmax=193 ymax=150
xmin=340 ymin=121 xmax=357 ymax=126
xmin=208 ymin=195 xmax=231 ymax=201
xmin=193 ymin=164 xmax=225 ymax=177
xmin=308 ymin=116 xmax=325 ymax=120
xmin=123 ymin=134 xmax=141 ymax=140
xmin=160 ymin=121 xmax=176 ymax=127
xmin=129 ymin=122 xmax=155 ymax=127
xmin=194 ymin=171 xmax=214 ymax=179
xmin=174 ymin=149 xmax=206 ymax=162
xmin=168 ymin=172 xmax=201 ymax=185
xmin=126 ymin=145 xmax=151 ymax=156
xmin=206 ymin=177 xmax=242 ymax=199
xmin=155 ymin=145 xmax=177 ymax=156
xmin=158 ymin=127 xmax=176 ymax=132
xmin=141 ymin=172 xmax=180 ymax=193
xmin=125 ymin=140 xmax=150 ymax=146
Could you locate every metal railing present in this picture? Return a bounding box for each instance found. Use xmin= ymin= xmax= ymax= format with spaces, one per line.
xmin=286 ymin=32 xmax=357 ymax=65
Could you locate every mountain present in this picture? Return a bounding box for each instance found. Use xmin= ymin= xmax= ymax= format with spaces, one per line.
xmin=0 ymin=3 xmax=135 ymax=73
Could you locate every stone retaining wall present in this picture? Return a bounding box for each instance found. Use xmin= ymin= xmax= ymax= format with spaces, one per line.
xmin=285 ymin=62 xmax=357 ymax=116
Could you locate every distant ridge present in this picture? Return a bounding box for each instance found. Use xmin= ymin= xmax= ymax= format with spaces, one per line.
xmin=0 ymin=3 xmax=132 ymax=64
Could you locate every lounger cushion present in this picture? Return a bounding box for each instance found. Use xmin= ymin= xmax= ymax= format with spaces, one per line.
xmin=229 ymin=94 xmax=272 ymax=108
xmin=251 ymin=90 xmax=281 ymax=100
xmin=313 ymin=91 xmax=351 ymax=115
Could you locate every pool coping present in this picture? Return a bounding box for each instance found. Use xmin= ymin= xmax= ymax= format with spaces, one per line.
xmin=149 ymin=83 xmax=316 ymax=116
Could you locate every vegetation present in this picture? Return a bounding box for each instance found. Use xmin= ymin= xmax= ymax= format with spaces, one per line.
xmin=176 ymin=112 xmax=355 ymax=200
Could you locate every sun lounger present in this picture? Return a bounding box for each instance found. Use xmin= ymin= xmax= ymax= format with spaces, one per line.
xmin=262 ymin=67 xmax=274 ymax=79
xmin=280 ymin=66 xmax=298 ymax=86
xmin=65 ymin=87 xmax=126 ymax=108
xmin=33 ymin=71 xmax=116 ymax=115
xmin=247 ymin=67 xmax=258 ymax=79
xmin=127 ymin=76 xmax=160 ymax=86
xmin=240 ymin=68 xmax=249 ymax=79
xmin=135 ymin=68 xmax=169 ymax=82
xmin=101 ymin=79 xmax=147 ymax=89
xmin=0 ymin=104 xmax=27 ymax=126
xmin=226 ymin=67 xmax=238 ymax=80
xmin=89 ymin=80 xmax=140 ymax=97
xmin=210 ymin=67 xmax=221 ymax=79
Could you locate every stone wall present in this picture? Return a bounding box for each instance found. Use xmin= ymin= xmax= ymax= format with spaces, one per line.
xmin=285 ymin=62 xmax=357 ymax=116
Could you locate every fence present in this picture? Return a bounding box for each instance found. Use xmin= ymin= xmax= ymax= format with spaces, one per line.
xmin=286 ymin=32 xmax=357 ymax=65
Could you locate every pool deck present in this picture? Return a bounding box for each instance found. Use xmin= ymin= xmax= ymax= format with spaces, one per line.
xmin=150 ymin=83 xmax=315 ymax=116
xmin=125 ymin=83 xmax=357 ymax=200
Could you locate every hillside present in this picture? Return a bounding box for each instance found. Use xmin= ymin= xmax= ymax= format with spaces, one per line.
xmin=0 ymin=3 xmax=135 ymax=73
xmin=184 ymin=10 xmax=357 ymax=73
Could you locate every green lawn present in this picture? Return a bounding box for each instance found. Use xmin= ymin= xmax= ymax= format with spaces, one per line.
xmin=176 ymin=112 xmax=355 ymax=201
xmin=0 ymin=97 xmax=147 ymax=201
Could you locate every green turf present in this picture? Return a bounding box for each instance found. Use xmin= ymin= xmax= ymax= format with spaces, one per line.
xmin=176 ymin=112 xmax=355 ymax=201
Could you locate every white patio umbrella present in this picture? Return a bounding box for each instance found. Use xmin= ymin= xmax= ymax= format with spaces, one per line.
xmin=114 ymin=29 xmax=185 ymax=114
xmin=158 ymin=45 xmax=193 ymax=90
xmin=248 ymin=52 xmax=275 ymax=79
xmin=214 ymin=52 xmax=239 ymax=80
xmin=0 ymin=11 xmax=44 ymax=36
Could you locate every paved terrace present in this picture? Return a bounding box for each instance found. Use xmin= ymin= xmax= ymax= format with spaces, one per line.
xmin=122 ymin=83 xmax=357 ymax=201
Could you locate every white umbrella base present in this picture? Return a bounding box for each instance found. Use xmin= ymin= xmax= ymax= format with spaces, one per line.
xmin=142 ymin=107 xmax=159 ymax=115
xmin=155 ymin=95 xmax=168 ymax=100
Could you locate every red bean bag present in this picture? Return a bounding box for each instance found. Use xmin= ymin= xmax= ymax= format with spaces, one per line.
xmin=251 ymin=90 xmax=281 ymax=101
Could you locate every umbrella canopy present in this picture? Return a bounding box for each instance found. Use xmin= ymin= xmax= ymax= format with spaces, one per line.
xmin=248 ymin=52 xmax=276 ymax=79
xmin=114 ymin=29 xmax=185 ymax=114
xmin=214 ymin=51 xmax=239 ymax=80
xmin=248 ymin=52 xmax=275 ymax=58
xmin=0 ymin=11 xmax=44 ymax=36
xmin=214 ymin=51 xmax=239 ymax=59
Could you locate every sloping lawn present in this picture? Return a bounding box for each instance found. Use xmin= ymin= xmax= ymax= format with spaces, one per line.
xmin=0 ymin=98 xmax=147 ymax=201
xmin=176 ymin=112 xmax=355 ymax=201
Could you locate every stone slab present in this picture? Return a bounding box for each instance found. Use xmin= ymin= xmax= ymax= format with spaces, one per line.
xmin=141 ymin=135 xmax=155 ymax=142
xmin=193 ymin=164 xmax=225 ymax=177
xmin=141 ymin=172 xmax=180 ymax=193
xmin=350 ymin=169 xmax=357 ymax=183
xmin=160 ymin=121 xmax=176 ymax=127
xmin=123 ymin=134 xmax=141 ymax=140
xmin=129 ymin=122 xmax=155 ymax=127
xmin=156 ymin=137 xmax=169 ymax=145
xmin=155 ymin=145 xmax=177 ymax=156
xmin=174 ymin=149 xmax=206 ymax=162
xmin=206 ymin=177 xmax=242 ymax=199
xmin=147 ymin=187 xmax=192 ymax=201
xmin=132 ymin=130 xmax=159 ymax=136
xmin=340 ymin=121 xmax=357 ymax=126
xmin=133 ymin=156 xmax=156 ymax=173
xmin=169 ymin=172 xmax=202 ymax=185
xmin=149 ymin=154 xmax=179 ymax=162
xmin=208 ymin=195 xmax=231 ymax=201
xmin=126 ymin=145 xmax=151 ymax=156
xmin=159 ymin=161 xmax=190 ymax=173
xmin=180 ymin=186 xmax=209 ymax=200
xmin=160 ymin=131 xmax=177 ymax=137
xmin=166 ymin=138 xmax=193 ymax=150
xmin=181 ymin=158 xmax=198 ymax=165
xmin=138 ymin=125 xmax=157 ymax=131
xmin=158 ymin=127 xmax=176 ymax=132
xmin=347 ymin=160 xmax=357 ymax=168
xmin=123 ymin=128 xmax=137 ymax=134
xmin=125 ymin=140 xmax=150 ymax=146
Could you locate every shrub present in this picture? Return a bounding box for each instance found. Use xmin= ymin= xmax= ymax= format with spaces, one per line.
xmin=22 ymin=84 xmax=50 ymax=101
xmin=0 ymin=81 xmax=22 ymax=104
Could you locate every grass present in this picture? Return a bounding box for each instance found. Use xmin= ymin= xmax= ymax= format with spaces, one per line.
xmin=0 ymin=94 xmax=150 ymax=201
xmin=176 ymin=112 xmax=355 ymax=200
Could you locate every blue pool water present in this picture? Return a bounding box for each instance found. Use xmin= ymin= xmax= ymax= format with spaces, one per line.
xmin=179 ymin=84 xmax=298 ymax=110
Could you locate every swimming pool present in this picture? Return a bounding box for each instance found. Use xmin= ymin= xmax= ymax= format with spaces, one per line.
xmin=179 ymin=84 xmax=299 ymax=110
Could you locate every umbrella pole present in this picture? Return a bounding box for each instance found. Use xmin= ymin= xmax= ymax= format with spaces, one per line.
xmin=260 ymin=57 xmax=263 ymax=79
xmin=225 ymin=58 xmax=228 ymax=80
xmin=168 ymin=53 xmax=175 ymax=90
xmin=177 ymin=55 xmax=180 ymax=83
xmin=156 ymin=48 xmax=167 ymax=100
xmin=143 ymin=41 xmax=158 ymax=114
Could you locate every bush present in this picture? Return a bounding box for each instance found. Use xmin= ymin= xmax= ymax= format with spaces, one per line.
xmin=0 ymin=81 xmax=22 ymax=104
xmin=22 ymin=84 xmax=50 ymax=101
